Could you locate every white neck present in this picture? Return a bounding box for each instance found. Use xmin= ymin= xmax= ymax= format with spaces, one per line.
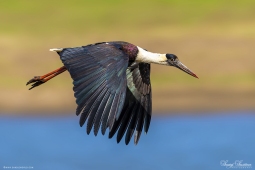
xmin=136 ymin=46 xmax=167 ymax=65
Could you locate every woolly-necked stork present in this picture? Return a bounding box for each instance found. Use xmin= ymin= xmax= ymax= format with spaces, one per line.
xmin=27 ymin=41 xmax=198 ymax=145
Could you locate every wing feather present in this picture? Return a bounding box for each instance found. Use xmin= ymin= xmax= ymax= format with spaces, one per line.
xmin=125 ymin=104 xmax=140 ymax=145
xmin=116 ymin=103 xmax=135 ymax=143
xmin=79 ymin=81 xmax=107 ymax=127
xmin=109 ymin=63 xmax=152 ymax=145
xmin=101 ymin=93 xmax=115 ymax=135
xmin=58 ymin=43 xmax=129 ymax=137
xmin=93 ymin=91 xmax=111 ymax=136
xmin=58 ymin=42 xmax=152 ymax=145
xmin=107 ymin=93 xmax=119 ymax=130
xmin=86 ymin=86 xmax=108 ymax=134
xmin=134 ymin=95 xmax=147 ymax=144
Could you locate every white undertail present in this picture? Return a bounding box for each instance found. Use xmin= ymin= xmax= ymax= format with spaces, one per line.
xmin=49 ymin=48 xmax=63 ymax=52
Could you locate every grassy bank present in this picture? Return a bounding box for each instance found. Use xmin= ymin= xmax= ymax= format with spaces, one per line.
xmin=1 ymin=0 xmax=255 ymax=114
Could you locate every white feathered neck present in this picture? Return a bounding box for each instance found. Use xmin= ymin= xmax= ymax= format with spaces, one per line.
xmin=136 ymin=46 xmax=167 ymax=65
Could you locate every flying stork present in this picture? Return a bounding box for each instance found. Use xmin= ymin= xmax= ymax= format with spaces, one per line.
xmin=26 ymin=41 xmax=198 ymax=145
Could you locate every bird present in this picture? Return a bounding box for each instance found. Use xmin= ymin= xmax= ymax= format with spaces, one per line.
xmin=26 ymin=41 xmax=198 ymax=145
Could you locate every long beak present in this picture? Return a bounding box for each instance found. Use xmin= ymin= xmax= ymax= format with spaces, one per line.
xmin=174 ymin=60 xmax=198 ymax=78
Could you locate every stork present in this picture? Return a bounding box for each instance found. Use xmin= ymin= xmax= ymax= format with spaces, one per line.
xmin=26 ymin=41 xmax=198 ymax=145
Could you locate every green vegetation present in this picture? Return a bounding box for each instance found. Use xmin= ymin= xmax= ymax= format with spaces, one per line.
xmin=1 ymin=0 xmax=254 ymax=113
xmin=2 ymin=0 xmax=255 ymax=36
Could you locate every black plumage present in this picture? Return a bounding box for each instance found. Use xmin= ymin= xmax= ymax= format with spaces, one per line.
xmin=26 ymin=41 xmax=198 ymax=145
xmin=58 ymin=42 xmax=152 ymax=145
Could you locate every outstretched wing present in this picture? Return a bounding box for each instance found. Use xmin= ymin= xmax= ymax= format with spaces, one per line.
xmin=109 ymin=63 xmax=152 ymax=145
xmin=58 ymin=43 xmax=128 ymax=135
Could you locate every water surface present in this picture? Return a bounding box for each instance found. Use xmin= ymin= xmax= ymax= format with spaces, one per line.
xmin=1 ymin=112 xmax=254 ymax=170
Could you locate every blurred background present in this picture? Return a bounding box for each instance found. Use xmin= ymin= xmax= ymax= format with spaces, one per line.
xmin=1 ymin=0 xmax=254 ymax=170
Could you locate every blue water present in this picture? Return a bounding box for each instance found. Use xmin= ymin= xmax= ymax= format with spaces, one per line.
xmin=1 ymin=112 xmax=255 ymax=170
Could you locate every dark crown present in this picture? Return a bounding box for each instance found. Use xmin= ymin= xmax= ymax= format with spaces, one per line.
xmin=166 ymin=54 xmax=177 ymax=61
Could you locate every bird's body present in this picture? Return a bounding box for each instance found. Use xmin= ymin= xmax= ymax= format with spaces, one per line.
xmin=27 ymin=41 xmax=198 ymax=145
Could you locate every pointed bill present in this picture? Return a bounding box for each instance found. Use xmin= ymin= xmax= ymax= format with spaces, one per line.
xmin=174 ymin=60 xmax=198 ymax=78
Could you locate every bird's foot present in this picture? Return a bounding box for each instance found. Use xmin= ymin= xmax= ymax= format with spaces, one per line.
xmin=26 ymin=76 xmax=45 ymax=90
xmin=26 ymin=66 xmax=67 ymax=90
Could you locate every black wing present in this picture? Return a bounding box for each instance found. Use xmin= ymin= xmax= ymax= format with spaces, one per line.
xmin=58 ymin=43 xmax=128 ymax=135
xmin=109 ymin=63 xmax=152 ymax=145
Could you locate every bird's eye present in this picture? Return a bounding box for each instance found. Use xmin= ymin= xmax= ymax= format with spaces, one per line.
xmin=166 ymin=54 xmax=177 ymax=62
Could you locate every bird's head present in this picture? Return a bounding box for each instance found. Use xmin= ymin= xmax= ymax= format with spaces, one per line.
xmin=135 ymin=46 xmax=198 ymax=78
xmin=166 ymin=53 xmax=198 ymax=78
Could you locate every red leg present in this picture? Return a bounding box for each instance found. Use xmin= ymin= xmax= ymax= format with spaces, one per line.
xmin=26 ymin=66 xmax=67 ymax=90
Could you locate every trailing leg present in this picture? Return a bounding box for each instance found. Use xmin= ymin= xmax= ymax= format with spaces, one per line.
xmin=26 ymin=66 xmax=67 ymax=90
